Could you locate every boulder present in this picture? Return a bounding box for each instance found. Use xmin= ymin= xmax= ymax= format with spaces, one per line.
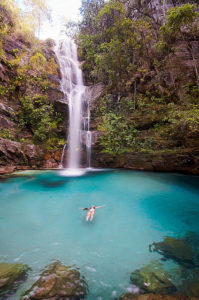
xmin=0 ymin=139 xmax=44 ymax=167
xmin=130 ymin=261 xmax=176 ymax=295
xmin=21 ymin=261 xmax=87 ymax=300
xmin=149 ymin=236 xmax=195 ymax=268
xmin=0 ymin=262 xmax=29 ymax=297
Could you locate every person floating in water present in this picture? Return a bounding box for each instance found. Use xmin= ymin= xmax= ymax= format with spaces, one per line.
xmin=80 ymin=205 xmax=105 ymax=221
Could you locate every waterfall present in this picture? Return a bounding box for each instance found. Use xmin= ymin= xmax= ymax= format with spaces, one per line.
xmin=55 ymin=39 xmax=91 ymax=174
xmin=86 ymin=103 xmax=92 ymax=169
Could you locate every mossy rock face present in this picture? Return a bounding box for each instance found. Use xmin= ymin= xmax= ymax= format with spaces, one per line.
xmin=119 ymin=293 xmax=199 ymax=300
xmin=21 ymin=261 xmax=87 ymax=299
xmin=149 ymin=236 xmax=195 ymax=268
xmin=0 ymin=262 xmax=30 ymax=297
xmin=130 ymin=261 xmax=176 ymax=295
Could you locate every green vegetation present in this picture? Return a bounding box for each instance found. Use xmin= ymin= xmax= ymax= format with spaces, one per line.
xmin=98 ymin=113 xmax=137 ymax=155
xmin=18 ymin=95 xmax=63 ymax=145
xmin=0 ymin=128 xmax=14 ymax=140
xmin=0 ymin=0 xmax=64 ymax=153
xmin=75 ymin=0 xmax=199 ymax=155
xmin=29 ymin=52 xmax=46 ymax=70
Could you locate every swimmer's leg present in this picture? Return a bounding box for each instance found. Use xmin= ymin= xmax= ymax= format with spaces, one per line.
xmin=90 ymin=213 xmax=94 ymax=222
xmin=86 ymin=212 xmax=90 ymax=221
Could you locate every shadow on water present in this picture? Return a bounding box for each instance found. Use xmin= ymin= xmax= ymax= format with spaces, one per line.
xmin=2 ymin=168 xmax=199 ymax=193
xmin=1 ymin=168 xmax=113 ymax=189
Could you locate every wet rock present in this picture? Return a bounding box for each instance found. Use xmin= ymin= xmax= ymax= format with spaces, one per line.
xmin=21 ymin=261 xmax=87 ymax=300
xmin=91 ymin=149 xmax=199 ymax=175
xmin=119 ymin=293 xmax=199 ymax=300
xmin=85 ymin=83 xmax=104 ymax=107
xmin=43 ymin=149 xmax=62 ymax=169
xmin=50 ymin=97 xmax=68 ymax=119
xmin=130 ymin=261 xmax=176 ymax=295
xmin=0 ymin=103 xmax=15 ymax=118
xmin=47 ymin=86 xmax=66 ymax=117
xmin=0 ymin=115 xmax=15 ymax=129
xmin=0 ymin=139 xmax=44 ymax=167
xmin=149 ymin=236 xmax=195 ymax=268
xmin=23 ymin=144 xmax=44 ymax=166
xmin=0 ymin=166 xmax=16 ymax=175
xmin=47 ymin=73 xmax=60 ymax=85
xmin=0 ymin=262 xmax=30 ymax=297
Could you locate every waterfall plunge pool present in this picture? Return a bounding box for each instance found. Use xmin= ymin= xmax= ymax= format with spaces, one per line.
xmin=1 ymin=169 xmax=199 ymax=299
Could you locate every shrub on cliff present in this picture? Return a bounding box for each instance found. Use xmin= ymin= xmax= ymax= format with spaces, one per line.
xmin=18 ymin=95 xmax=63 ymax=146
xmin=29 ymin=52 xmax=46 ymax=71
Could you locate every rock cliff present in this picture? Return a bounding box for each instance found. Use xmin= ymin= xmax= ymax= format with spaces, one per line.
xmin=0 ymin=3 xmax=66 ymax=174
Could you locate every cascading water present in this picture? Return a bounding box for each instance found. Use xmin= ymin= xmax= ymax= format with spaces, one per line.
xmin=55 ymin=39 xmax=92 ymax=175
xmin=83 ymin=99 xmax=92 ymax=169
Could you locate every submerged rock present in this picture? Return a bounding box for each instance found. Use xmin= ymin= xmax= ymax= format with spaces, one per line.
xmin=0 ymin=262 xmax=30 ymax=297
xmin=181 ymin=269 xmax=199 ymax=297
xmin=149 ymin=236 xmax=195 ymax=268
xmin=21 ymin=261 xmax=87 ymax=300
xmin=130 ymin=261 xmax=176 ymax=295
xmin=119 ymin=293 xmax=199 ymax=300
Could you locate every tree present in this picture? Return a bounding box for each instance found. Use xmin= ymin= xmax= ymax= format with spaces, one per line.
xmin=23 ymin=0 xmax=51 ymax=37
xmin=80 ymin=0 xmax=105 ymax=34
xmin=161 ymin=4 xmax=199 ymax=88
xmin=79 ymin=0 xmax=153 ymax=92
xmin=1 ymin=0 xmax=35 ymax=43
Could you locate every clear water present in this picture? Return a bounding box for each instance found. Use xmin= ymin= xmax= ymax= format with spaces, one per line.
xmin=0 ymin=169 xmax=199 ymax=299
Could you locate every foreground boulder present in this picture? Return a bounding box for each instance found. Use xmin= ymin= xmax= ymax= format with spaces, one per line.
xmin=21 ymin=261 xmax=87 ymax=300
xmin=149 ymin=236 xmax=195 ymax=268
xmin=0 ymin=262 xmax=30 ymax=297
xmin=130 ymin=261 xmax=176 ymax=295
xmin=119 ymin=293 xmax=199 ymax=300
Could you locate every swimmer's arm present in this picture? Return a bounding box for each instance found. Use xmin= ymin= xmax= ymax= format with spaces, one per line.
xmin=96 ymin=205 xmax=106 ymax=209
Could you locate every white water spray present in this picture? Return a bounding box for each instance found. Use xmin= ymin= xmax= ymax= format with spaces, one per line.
xmin=55 ymin=39 xmax=91 ymax=175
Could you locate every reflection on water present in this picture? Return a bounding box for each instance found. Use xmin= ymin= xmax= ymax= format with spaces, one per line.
xmin=0 ymin=169 xmax=199 ymax=299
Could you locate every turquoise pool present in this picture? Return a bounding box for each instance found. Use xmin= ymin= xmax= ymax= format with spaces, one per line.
xmin=0 ymin=169 xmax=199 ymax=299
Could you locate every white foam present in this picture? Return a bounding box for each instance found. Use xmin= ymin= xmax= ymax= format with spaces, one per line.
xmin=86 ymin=266 xmax=97 ymax=272
xmin=59 ymin=168 xmax=86 ymax=177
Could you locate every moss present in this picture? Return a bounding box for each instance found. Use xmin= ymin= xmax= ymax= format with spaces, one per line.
xmin=0 ymin=128 xmax=14 ymax=140
xmin=0 ymin=262 xmax=30 ymax=297
xmin=130 ymin=261 xmax=176 ymax=294
xmin=21 ymin=261 xmax=87 ymax=299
